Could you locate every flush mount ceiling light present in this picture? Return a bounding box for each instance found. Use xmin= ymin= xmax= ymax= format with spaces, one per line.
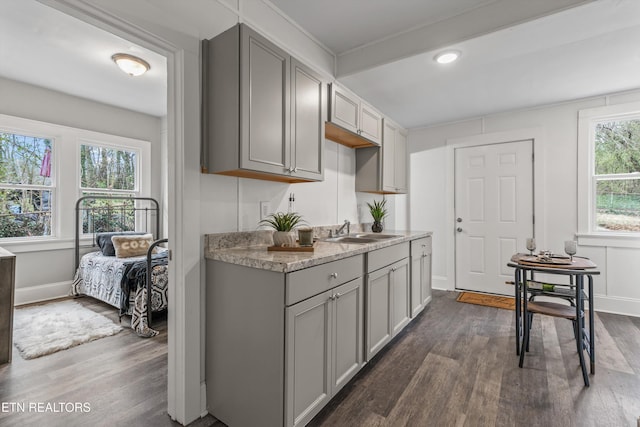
xmin=434 ymin=50 xmax=461 ymax=64
xmin=111 ymin=53 xmax=150 ymax=76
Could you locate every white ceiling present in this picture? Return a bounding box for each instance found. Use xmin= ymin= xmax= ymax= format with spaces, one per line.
xmin=271 ymin=0 xmax=640 ymax=128
xmin=268 ymin=0 xmax=498 ymax=55
xmin=0 ymin=0 xmax=167 ymax=117
xmin=1 ymin=1 xmax=639 ymax=129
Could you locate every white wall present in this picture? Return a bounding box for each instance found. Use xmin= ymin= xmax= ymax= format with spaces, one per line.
xmin=409 ymin=88 xmax=640 ymax=317
xmin=0 ymin=76 xmax=162 ymax=303
xmin=47 ymin=0 xmax=337 ymax=424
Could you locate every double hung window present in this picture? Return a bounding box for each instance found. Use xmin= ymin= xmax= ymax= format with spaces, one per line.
xmin=79 ymin=143 xmax=140 ymax=234
xmin=578 ymin=101 xmax=640 ymax=241
xmin=0 ymin=131 xmax=54 ymax=238
xmin=592 ymin=119 xmax=640 ymax=232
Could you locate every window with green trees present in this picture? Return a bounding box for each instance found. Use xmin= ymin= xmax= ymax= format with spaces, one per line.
xmin=0 ymin=131 xmax=53 ymax=238
xmin=79 ymin=144 xmax=139 ymax=234
xmin=594 ymin=118 xmax=640 ymax=232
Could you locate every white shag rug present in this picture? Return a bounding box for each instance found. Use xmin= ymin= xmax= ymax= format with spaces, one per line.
xmin=13 ymin=300 xmax=122 ymax=360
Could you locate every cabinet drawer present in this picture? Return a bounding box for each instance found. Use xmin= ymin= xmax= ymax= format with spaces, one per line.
xmin=411 ymin=237 xmax=432 ymax=257
xmin=286 ymin=255 xmax=364 ymax=305
xmin=367 ymin=242 xmax=409 ymax=273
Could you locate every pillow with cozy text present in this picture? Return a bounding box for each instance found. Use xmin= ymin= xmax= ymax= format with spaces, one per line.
xmin=96 ymin=231 xmax=145 ymax=256
xmin=111 ymin=234 xmax=154 ymax=258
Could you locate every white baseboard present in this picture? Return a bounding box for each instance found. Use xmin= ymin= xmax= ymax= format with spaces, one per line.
xmin=594 ymin=295 xmax=640 ymax=318
xmin=432 ymin=275 xmax=453 ymax=291
xmin=14 ymin=281 xmax=72 ymax=306
xmin=200 ymin=381 xmax=208 ymax=418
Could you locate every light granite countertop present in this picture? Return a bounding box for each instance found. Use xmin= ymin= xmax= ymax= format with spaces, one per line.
xmin=204 ymin=230 xmax=431 ymax=273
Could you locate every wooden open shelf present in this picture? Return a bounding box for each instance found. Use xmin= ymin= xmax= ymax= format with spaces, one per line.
xmin=325 ymin=122 xmax=379 ymax=149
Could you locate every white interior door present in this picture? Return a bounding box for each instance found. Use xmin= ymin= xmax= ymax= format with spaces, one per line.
xmin=455 ymin=140 xmax=533 ymax=295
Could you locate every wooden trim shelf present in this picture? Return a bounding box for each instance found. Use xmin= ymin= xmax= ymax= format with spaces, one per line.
xmin=325 ymin=122 xmax=379 ymax=148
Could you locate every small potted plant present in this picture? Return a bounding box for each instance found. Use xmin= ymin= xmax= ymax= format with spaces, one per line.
xmin=259 ymin=212 xmax=305 ymax=246
xmin=367 ymin=198 xmax=387 ymax=233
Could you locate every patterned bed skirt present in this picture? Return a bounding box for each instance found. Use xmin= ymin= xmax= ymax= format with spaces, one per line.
xmin=71 ymin=251 xmax=168 ymax=337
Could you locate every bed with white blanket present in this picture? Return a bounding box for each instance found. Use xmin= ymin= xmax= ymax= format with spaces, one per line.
xmin=71 ymin=196 xmax=168 ymax=337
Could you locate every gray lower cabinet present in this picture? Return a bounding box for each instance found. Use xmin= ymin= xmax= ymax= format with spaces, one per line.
xmin=0 ymin=247 xmax=16 ymax=365
xmin=365 ymin=243 xmax=411 ymax=361
xmin=285 ymin=277 xmax=363 ymax=427
xmin=202 ymin=23 xmax=324 ymax=183
xmin=206 ymin=254 xmax=364 ymax=427
xmin=411 ymin=237 xmax=433 ymax=317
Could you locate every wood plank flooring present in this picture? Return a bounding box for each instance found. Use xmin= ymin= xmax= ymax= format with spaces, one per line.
xmin=1 ymin=291 xmax=639 ymax=426
xmin=0 ymin=297 xmax=192 ymax=427
xmin=310 ymin=290 xmax=640 ymax=427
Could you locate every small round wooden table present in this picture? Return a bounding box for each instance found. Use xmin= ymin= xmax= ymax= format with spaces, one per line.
xmin=508 ymin=254 xmax=599 ymax=386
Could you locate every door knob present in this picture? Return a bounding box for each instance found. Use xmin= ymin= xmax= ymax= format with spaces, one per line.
xmin=456 ymin=218 xmax=462 ymax=223
xmin=457 ymin=227 xmax=463 ymax=232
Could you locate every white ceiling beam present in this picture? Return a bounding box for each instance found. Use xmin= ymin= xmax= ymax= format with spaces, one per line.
xmin=336 ymin=0 xmax=596 ymax=77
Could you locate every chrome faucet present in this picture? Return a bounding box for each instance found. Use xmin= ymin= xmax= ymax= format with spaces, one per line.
xmin=335 ymin=220 xmax=350 ymax=236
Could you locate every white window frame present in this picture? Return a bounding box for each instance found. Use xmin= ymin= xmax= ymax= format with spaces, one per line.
xmin=0 ymin=127 xmax=57 ymax=241
xmin=78 ymin=139 xmax=142 ymax=196
xmin=0 ymin=114 xmax=151 ymax=252
xmin=577 ymin=101 xmax=640 ymax=248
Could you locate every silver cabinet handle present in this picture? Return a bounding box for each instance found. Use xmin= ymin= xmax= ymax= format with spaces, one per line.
xmin=457 ymin=217 xmax=463 ymax=223
xmin=330 ymin=272 xmax=338 ymax=279
xmin=457 ymin=227 xmax=463 ymax=232
xmin=293 ymin=167 xmax=298 ymax=173
xmin=329 ymin=295 xmax=335 ymax=301
xmin=335 ymin=293 xmax=342 ymax=299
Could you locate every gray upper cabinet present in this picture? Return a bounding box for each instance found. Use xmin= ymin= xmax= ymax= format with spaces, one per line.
xmin=202 ymin=24 xmax=324 ymax=183
xmin=328 ymin=83 xmax=382 ymax=146
xmin=331 ymin=84 xmax=359 ymax=134
xmin=356 ymin=117 xmax=408 ymax=194
xmin=360 ymin=102 xmax=383 ymax=145
xmin=291 ymin=58 xmax=325 ymax=181
xmin=382 ymin=119 xmax=408 ymax=193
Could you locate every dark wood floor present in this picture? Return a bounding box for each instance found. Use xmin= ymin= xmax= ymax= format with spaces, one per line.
xmin=0 ymin=297 xmax=181 ymax=427
xmin=2 ymin=291 xmax=639 ymax=427
xmin=310 ymin=290 xmax=640 ymax=427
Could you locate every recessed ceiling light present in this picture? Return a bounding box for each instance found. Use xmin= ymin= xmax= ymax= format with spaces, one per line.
xmin=111 ymin=53 xmax=150 ymax=76
xmin=434 ymin=50 xmax=461 ymax=64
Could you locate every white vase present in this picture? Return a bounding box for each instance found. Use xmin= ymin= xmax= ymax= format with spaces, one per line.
xmin=272 ymin=231 xmax=297 ymax=247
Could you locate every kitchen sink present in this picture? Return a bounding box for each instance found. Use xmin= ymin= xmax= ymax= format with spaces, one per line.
xmin=351 ymin=233 xmax=402 ymax=240
xmin=322 ymin=236 xmax=379 ymax=244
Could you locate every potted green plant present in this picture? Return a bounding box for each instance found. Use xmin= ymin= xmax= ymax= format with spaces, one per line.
xmin=259 ymin=212 xmax=305 ymax=246
xmin=367 ymin=199 xmax=387 ymax=232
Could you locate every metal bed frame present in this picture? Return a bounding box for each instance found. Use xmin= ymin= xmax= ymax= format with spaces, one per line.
xmin=74 ymin=195 xmax=165 ymax=326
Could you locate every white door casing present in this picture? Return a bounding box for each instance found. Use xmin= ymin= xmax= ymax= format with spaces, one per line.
xmin=454 ymin=140 xmax=533 ymax=295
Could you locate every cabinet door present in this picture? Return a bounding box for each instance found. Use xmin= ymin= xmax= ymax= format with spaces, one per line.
xmin=382 ymin=120 xmax=397 ymax=192
xmin=390 ymin=258 xmax=411 ymax=337
xmin=331 ymin=84 xmax=359 ymax=134
xmin=332 ymin=278 xmax=364 ymax=394
xmin=240 ymin=26 xmax=290 ymax=175
xmin=410 ymin=254 xmax=424 ymax=317
xmin=360 ymin=102 xmax=383 ymax=145
xmin=394 ymin=129 xmax=408 ymax=193
xmin=366 ymin=267 xmax=392 ymax=361
xmin=422 ymin=253 xmax=432 ymax=307
xmin=285 ymin=291 xmax=331 ymax=427
xmin=291 ymin=59 xmax=325 ymax=181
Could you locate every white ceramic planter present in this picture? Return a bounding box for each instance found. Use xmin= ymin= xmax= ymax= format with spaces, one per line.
xmin=272 ymin=231 xmax=297 ymax=247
